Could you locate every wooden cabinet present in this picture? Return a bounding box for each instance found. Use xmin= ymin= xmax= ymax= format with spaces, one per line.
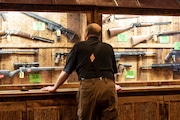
xmin=118 ymin=96 xmax=161 ymax=120
xmin=0 ymin=90 xmax=78 ymax=120
xmin=0 ymin=100 xmax=78 ymax=120
xmin=0 ymin=87 xmax=179 ymax=120
xmin=117 ymin=87 xmax=180 ymax=120
xmin=27 ymin=99 xmax=78 ymax=120
xmin=164 ymin=95 xmax=180 ymax=120
xmin=0 ymin=101 xmax=26 ymax=120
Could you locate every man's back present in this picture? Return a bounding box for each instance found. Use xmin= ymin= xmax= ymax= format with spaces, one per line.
xmin=63 ymin=36 xmax=117 ymax=80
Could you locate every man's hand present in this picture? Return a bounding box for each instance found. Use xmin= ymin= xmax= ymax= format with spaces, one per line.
xmin=0 ymin=75 xmax=4 ymax=79
xmin=41 ymin=86 xmax=56 ymax=92
xmin=115 ymin=84 xmax=122 ymax=91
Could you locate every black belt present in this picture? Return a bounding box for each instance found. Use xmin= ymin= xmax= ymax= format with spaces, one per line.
xmin=81 ymin=77 xmax=103 ymax=81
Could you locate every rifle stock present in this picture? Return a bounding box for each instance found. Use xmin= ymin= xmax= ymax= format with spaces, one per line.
xmin=131 ymin=34 xmax=153 ymax=46
xmin=108 ymin=25 xmax=133 ymax=37
xmin=0 ymin=69 xmax=20 ymax=78
xmin=131 ymin=30 xmax=180 ymax=47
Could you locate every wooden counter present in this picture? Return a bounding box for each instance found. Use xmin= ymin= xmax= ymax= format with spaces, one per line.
xmin=0 ymin=85 xmax=180 ymax=97
xmin=0 ymin=85 xmax=179 ymax=120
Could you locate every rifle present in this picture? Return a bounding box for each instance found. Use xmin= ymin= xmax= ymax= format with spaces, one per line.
xmin=54 ymin=52 xmax=68 ymax=64
xmin=0 ymin=66 xmax=64 ymax=78
xmin=13 ymin=62 xmax=39 ymax=69
xmin=114 ymin=51 xmax=156 ymax=61
xmin=131 ymin=30 xmax=180 ymax=46
xmin=165 ymin=49 xmax=180 ymax=63
xmin=0 ymin=49 xmax=38 ymax=55
xmin=23 ymin=12 xmax=76 ymax=41
xmin=108 ymin=21 xmax=171 ymax=37
xmin=141 ymin=63 xmax=180 ymax=72
xmin=102 ymin=15 xmax=139 ymax=24
xmin=0 ymin=29 xmax=54 ymax=43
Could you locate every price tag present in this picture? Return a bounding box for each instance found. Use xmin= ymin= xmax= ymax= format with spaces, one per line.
xmin=56 ymin=30 xmax=61 ymax=36
xmin=33 ymin=22 xmax=45 ymax=30
xmin=117 ymin=34 xmax=128 ymax=42
xmin=19 ymin=71 xmax=24 ymax=78
xmin=29 ymin=74 xmax=42 ymax=83
xmin=125 ymin=70 xmax=135 ymax=79
xmin=19 ymin=67 xmax=24 ymax=78
xmin=159 ymin=36 xmax=169 ymax=44
xmin=174 ymin=42 xmax=180 ymax=50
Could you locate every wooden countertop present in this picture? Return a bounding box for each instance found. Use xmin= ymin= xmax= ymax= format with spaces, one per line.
xmin=0 ymin=88 xmax=78 ymax=97
xmin=0 ymin=85 xmax=179 ymax=98
xmin=121 ymin=85 xmax=180 ymax=92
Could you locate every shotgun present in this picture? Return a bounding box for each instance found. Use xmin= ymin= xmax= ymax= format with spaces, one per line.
xmin=108 ymin=21 xmax=171 ymax=37
xmin=0 ymin=29 xmax=54 ymax=43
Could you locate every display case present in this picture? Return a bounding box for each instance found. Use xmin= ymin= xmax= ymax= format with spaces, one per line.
xmin=102 ymin=14 xmax=180 ymax=82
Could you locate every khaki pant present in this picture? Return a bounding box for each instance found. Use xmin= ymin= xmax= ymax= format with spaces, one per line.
xmin=77 ymin=78 xmax=119 ymax=120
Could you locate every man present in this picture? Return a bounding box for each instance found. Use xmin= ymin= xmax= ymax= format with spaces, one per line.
xmin=41 ymin=23 xmax=121 ymax=120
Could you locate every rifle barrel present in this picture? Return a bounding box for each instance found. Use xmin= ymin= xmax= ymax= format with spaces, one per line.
xmin=158 ymin=31 xmax=180 ymax=36
xmin=153 ymin=21 xmax=171 ymax=25
xmin=0 ymin=50 xmax=38 ymax=54
xmin=34 ymin=36 xmax=54 ymax=43
xmin=21 ymin=66 xmax=64 ymax=72
xmin=151 ymin=63 xmax=172 ymax=68
xmin=115 ymin=51 xmax=156 ymax=56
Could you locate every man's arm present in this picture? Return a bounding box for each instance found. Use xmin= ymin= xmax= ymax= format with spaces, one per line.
xmin=41 ymin=70 xmax=70 ymax=92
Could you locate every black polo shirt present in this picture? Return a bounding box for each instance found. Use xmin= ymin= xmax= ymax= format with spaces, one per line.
xmin=63 ymin=36 xmax=117 ymax=80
